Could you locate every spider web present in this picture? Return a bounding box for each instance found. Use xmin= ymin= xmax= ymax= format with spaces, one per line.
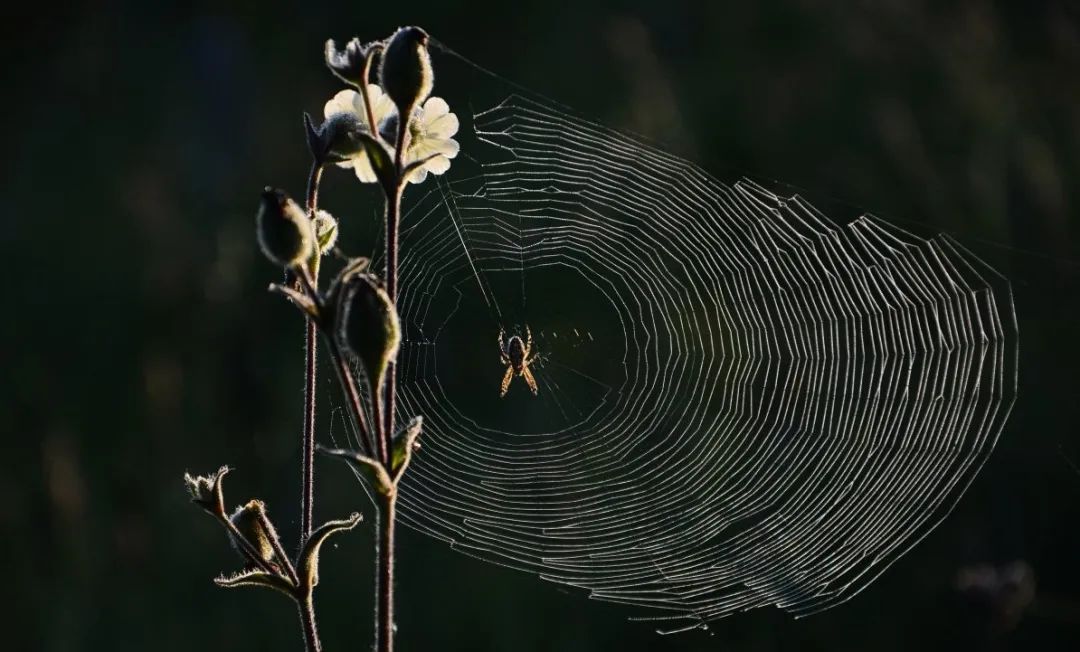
xmin=334 ymin=55 xmax=1019 ymax=633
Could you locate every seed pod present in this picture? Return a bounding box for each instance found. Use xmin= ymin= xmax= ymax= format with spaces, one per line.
xmin=183 ymin=466 xmax=230 ymax=517
xmin=336 ymin=273 xmax=401 ymax=392
xmin=379 ymin=26 xmax=433 ymax=119
xmin=228 ymin=500 xmax=281 ymax=567
xmin=256 ymin=188 xmax=313 ymax=268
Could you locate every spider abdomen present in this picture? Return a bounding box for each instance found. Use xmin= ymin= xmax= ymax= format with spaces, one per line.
xmin=507 ymin=336 xmax=526 ymax=371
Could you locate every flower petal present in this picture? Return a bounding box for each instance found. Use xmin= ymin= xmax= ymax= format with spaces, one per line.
xmin=364 ymin=83 xmax=385 ymax=104
xmin=406 ymin=167 xmax=430 ymax=185
xmin=325 ymin=90 xmax=361 ymax=120
xmin=352 ymin=153 xmax=379 ymax=183
xmin=368 ymin=85 xmax=397 ymax=125
xmin=425 ymin=112 xmax=460 ymax=140
xmin=420 ymin=97 xmax=450 ymax=121
xmin=438 ymin=138 xmax=460 ymax=159
xmin=420 ymin=137 xmax=459 ymax=160
xmin=423 ymin=154 xmax=451 ymax=175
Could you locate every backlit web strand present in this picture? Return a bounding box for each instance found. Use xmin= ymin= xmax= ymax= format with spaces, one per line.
xmin=356 ymin=93 xmax=1017 ymax=633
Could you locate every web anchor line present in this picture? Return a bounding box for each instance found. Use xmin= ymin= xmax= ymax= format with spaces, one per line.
xmin=437 ymin=175 xmax=503 ymax=325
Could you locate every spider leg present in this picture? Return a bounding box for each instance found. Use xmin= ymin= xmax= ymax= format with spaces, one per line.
xmin=498 ymin=328 xmax=510 ymax=364
xmin=525 ymin=325 xmax=533 ymax=357
xmin=524 ymin=347 xmax=540 ymax=367
xmin=522 ymin=366 xmax=539 ymax=396
xmin=499 ymin=366 xmax=514 ymax=398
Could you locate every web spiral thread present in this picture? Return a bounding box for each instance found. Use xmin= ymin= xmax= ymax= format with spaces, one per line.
xmin=361 ymin=94 xmax=1017 ymax=633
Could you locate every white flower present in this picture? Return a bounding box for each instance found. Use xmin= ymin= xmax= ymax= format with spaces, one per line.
xmin=324 ymin=85 xmax=396 ymax=183
xmin=323 ymin=85 xmax=459 ymax=185
xmin=402 ymin=96 xmax=460 ymax=184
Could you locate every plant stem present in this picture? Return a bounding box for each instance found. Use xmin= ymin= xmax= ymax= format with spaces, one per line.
xmin=302 ymin=317 xmax=317 ymax=543
xmin=382 ymin=181 xmax=403 ymax=455
xmin=372 ymin=111 xmax=410 ymax=652
xmin=301 ymin=162 xmax=324 ymax=544
xmin=372 ymin=382 xmax=386 ymax=463
xmin=375 ymin=491 xmax=397 ymax=652
xmin=359 ymin=49 xmax=380 ymax=135
xmin=297 ymin=590 xmax=322 ymax=652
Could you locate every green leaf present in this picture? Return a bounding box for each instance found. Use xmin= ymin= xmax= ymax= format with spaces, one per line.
xmin=390 ymin=416 xmax=423 ymax=480
xmin=297 ymin=513 xmax=362 ymax=590
xmin=401 ymin=152 xmax=443 ymax=183
xmin=214 ymin=569 xmax=295 ymax=598
xmin=268 ymin=282 xmax=320 ymax=321
xmin=303 ymin=112 xmax=321 ymax=160
xmin=357 ymin=132 xmax=396 ymax=190
xmin=317 ymin=445 xmax=394 ymax=495
xmin=324 ymin=256 xmax=371 ymax=311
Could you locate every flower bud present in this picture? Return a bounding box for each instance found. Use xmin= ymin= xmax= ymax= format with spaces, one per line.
xmin=336 ymin=274 xmax=401 ymax=392
xmin=325 ymin=37 xmax=374 ymax=86
xmin=256 ymin=188 xmax=313 ymax=268
xmin=228 ymin=500 xmax=282 ymax=567
xmin=305 ymin=111 xmax=368 ymax=164
xmin=183 ymin=466 xmax=230 ymax=517
xmin=312 ymin=210 xmax=338 ymax=255
xmin=379 ymin=26 xmax=433 ymax=118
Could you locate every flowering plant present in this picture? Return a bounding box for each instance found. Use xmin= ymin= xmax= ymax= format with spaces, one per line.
xmin=185 ymin=26 xmax=447 ymax=652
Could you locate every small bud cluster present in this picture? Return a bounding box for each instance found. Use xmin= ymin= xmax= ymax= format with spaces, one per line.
xmin=182 ymin=466 xmax=360 ymax=600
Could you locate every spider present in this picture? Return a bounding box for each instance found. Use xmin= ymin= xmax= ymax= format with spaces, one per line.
xmin=498 ymin=326 xmax=539 ymax=397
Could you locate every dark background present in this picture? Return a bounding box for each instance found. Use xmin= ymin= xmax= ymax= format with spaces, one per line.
xmin=6 ymin=1 xmax=1080 ymax=650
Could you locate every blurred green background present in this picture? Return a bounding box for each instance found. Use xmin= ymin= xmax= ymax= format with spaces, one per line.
xmin=5 ymin=1 xmax=1080 ymax=650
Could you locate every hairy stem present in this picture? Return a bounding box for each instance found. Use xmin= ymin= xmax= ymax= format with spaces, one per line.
xmin=375 ymin=491 xmax=397 ymax=652
xmin=301 ymin=318 xmax=317 ymax=542
xmin=382 ymin=181 xmax=403 ymax=458
xmin=358 ymin=49 xmax=380 ymax=135
xmin=372 ymin=381 xmax=386 ymax=463
xmin=373 ymin=121 xmax=408 ymax=652
xmin=298 ymin=590 xmax=322 ymax=652
xmin=301 ymin=161 xmax=324 ymax=544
